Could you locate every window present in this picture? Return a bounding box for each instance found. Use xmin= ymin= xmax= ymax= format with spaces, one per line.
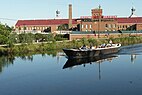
xmin=113 ymin=24 xmax=116 ymax=28
xmin=86 ymin=25 xmax=88 ymax=29
xmin=43 ymin=27 xmax=45 ymax=30
xmin=90 ymin=25 xmax=92 ymax=28
xmin=123 ymin=25 xmax=125 ymax=28
xmin=108 ymin=24 xmax=111 ymax=28
xmin=82 ymin=25 xmax=84 ymax=28
xmin=106 ymin=24 xmax=108 ymax=28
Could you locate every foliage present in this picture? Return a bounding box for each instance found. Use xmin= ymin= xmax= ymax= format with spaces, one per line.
xmin=43 ymin=27 xmax=51 ymax=32
xmin=18 ymin=33 xmax=34 ymax=43
xmin=57 ymin=24 xmax=69 ymax=30
xmin=0 ymin=24 xmax=12 ymax=44
xmin=0 ymin=24 xmax=11 ymax=36
xmin=54 ymin=34 xmax=67 ymax=41
xmin=0 ymin=34 xmax=8 ymax=44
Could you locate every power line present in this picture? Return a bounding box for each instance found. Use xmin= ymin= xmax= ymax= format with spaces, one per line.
xmin=0 ymin=18 xmax=17 ymax=21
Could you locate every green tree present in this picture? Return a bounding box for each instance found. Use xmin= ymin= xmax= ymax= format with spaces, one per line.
xmin=57 ymin=24 xmax=69 ymax=31
xmin=0 ymin=34 xmax=8 ymax=44
xmin=19 ymin=33 xmax=34 ymax=43
xmin=0 ymin=24 xmax=12 ymax=44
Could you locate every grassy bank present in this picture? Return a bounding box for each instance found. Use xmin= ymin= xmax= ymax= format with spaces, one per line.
xmin=0 ymin=35 xmax=142 ymax=56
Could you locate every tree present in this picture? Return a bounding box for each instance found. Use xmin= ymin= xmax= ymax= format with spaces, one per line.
xmin=0 ymin=34 xmax=8 ymax=44
xmin=0 ymin=24 xmax=12 ymax=44
xmin=43 ymin=27 xmax=51 ymax=33
xmin=57 ymin=24 xmax=69 ymax=31
xmin=19 ymin=33 xmax=34 ymax=43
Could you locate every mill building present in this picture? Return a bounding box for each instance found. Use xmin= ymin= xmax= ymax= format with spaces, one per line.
xmin=15 ymin=4 xmax=142 ymax=34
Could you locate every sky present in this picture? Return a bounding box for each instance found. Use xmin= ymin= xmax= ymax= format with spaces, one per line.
xmin=0 ymin=0 xmax=141 ymax=26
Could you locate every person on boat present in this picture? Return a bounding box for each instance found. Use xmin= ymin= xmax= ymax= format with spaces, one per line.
xmin=90 ymin=44 xmax=93 ymax=49
xmin=101 ymin=43 xmax=106 ymax=48
xmin=81 ymin=45 xmax=87 ymax=49
xmin=109 ymin=40 xmax=112 ymax=44
xmin=109 ymin=40 xmax=113 ymax=46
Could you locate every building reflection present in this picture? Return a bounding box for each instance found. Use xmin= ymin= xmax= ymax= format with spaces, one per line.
xmin=131 ymin=54 xmax=137 ymax=64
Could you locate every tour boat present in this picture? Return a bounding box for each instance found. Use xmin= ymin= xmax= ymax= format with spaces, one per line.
xmin=63 ymin=43 xmax=121 ymax=59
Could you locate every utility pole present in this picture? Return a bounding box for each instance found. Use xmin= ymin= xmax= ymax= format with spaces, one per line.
xmin=98 ymin=5 xmax=101 ymax=38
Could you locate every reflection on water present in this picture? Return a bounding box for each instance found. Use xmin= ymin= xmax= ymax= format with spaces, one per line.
xmin=0 ymin=44 xmax=142 ymax=95
xmin=119 ymin=43 xmax=142 ymax=55
xmin=63 ymin=55 xmax=118 ymax=80
xmin=0 ymin=55 xmax=34 ymax=73
xmin=63 ymin=55 xmax=118 ymax=69
xmin=0 ymin=43 xmax=141 ymax=74
xmin=118 ymin=44 xmax=142 ymax=64
xmin=0 ymin=51 xmax=63 ymax=73
xmin=131 ymin=54 xmax=137 ymax=64
xmin=0 ymin=56 xmax=15 ymax=73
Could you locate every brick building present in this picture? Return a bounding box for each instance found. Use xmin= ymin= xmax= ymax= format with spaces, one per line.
xmin=77 ymin=6 xmax=142 ymax=32
xmin=15 ymin=19 xmax=77 ymax=33
xmin=15 ymin=5 xmax=142 ymax=33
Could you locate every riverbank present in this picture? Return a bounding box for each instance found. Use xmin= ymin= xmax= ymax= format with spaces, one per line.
xmin=0 ymin=35 xmax=142 ymax=56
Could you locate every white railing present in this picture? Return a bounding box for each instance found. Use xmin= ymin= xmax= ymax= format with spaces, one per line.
xmin=54 ymin=31 xmax=72 ymax=34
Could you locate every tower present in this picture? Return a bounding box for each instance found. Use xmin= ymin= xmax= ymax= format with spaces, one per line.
xmin=56 ymin=10 xmax=60 ymax=18
xmin=91 ymin=5 xmax=103 ymax=19
xmin=69 ymin=4 xmax=72 ymax=29
xmin=129 ymin=7 xmax=137 ymax=18
xmin=55 ymin=10 xmax=61 ymax=19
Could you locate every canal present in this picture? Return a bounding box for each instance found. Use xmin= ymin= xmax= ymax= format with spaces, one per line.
xmin=0 ymin=44 xmax=142 ymax=95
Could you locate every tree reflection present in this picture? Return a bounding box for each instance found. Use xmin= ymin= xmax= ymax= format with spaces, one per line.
xmin=0 ymin=50 xmax=61 ymax=73
xmin=0 ymin=55 xmax=15 ymax=73
xmin=20 ymin=55 xmax=33 ymax=61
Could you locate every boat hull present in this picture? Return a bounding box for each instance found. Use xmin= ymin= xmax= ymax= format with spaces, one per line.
xmin=63 ymin=45 xmax=120 ymax=59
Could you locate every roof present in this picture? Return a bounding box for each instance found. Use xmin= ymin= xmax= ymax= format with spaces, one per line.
xmin=116 ymin=17 xmax=142 ymax=24
xmin=15 ymin=17 xmax=142 ymax=26
xmin=15 ymin=19 xmax=77 ymax=26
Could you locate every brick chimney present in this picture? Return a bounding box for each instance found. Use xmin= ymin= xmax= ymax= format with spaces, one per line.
xmin=69 ymin=4 xmax=72 ymax=29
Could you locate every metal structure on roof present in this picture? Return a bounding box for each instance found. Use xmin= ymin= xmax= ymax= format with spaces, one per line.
xmin=129 ymin=7 xmax=137 ymax=18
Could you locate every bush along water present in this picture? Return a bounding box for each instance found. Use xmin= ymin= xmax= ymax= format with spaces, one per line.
xmin=0 ymin=31 xmax=142 ymax=55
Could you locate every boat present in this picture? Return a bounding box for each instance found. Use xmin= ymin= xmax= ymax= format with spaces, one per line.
xmin=63 ymin=54 xmax=118 ymax=69
xmin=63 ymin=43 xmax=121 ymax=59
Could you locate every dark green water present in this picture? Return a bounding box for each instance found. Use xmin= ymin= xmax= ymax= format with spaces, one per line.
xmin=0 ymin=44 xmax=142 ymax=95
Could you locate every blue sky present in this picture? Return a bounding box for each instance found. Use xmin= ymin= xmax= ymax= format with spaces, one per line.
xmin=0 ymin=0 xmax=141 ymax=26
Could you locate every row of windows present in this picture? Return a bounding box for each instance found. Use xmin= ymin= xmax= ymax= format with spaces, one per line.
xmin=21 ymin=26 xmax=51 ymax=30
xmin=105 ymin=24 xmax=116 ymax=28
xmin=118 ymin=25 xmax=130 ymax=29
xmin=82 ymin=25 xmax=92 ymax=29
xmin=82 ymin=24 xmax=131 ymax=29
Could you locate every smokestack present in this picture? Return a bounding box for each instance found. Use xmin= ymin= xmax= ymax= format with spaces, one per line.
xmin=69 ymin=4 xmax=72 ymax=29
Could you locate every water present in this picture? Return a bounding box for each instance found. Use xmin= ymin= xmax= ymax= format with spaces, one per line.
xmin=0 ymin=44 xmax=142 ymax=95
